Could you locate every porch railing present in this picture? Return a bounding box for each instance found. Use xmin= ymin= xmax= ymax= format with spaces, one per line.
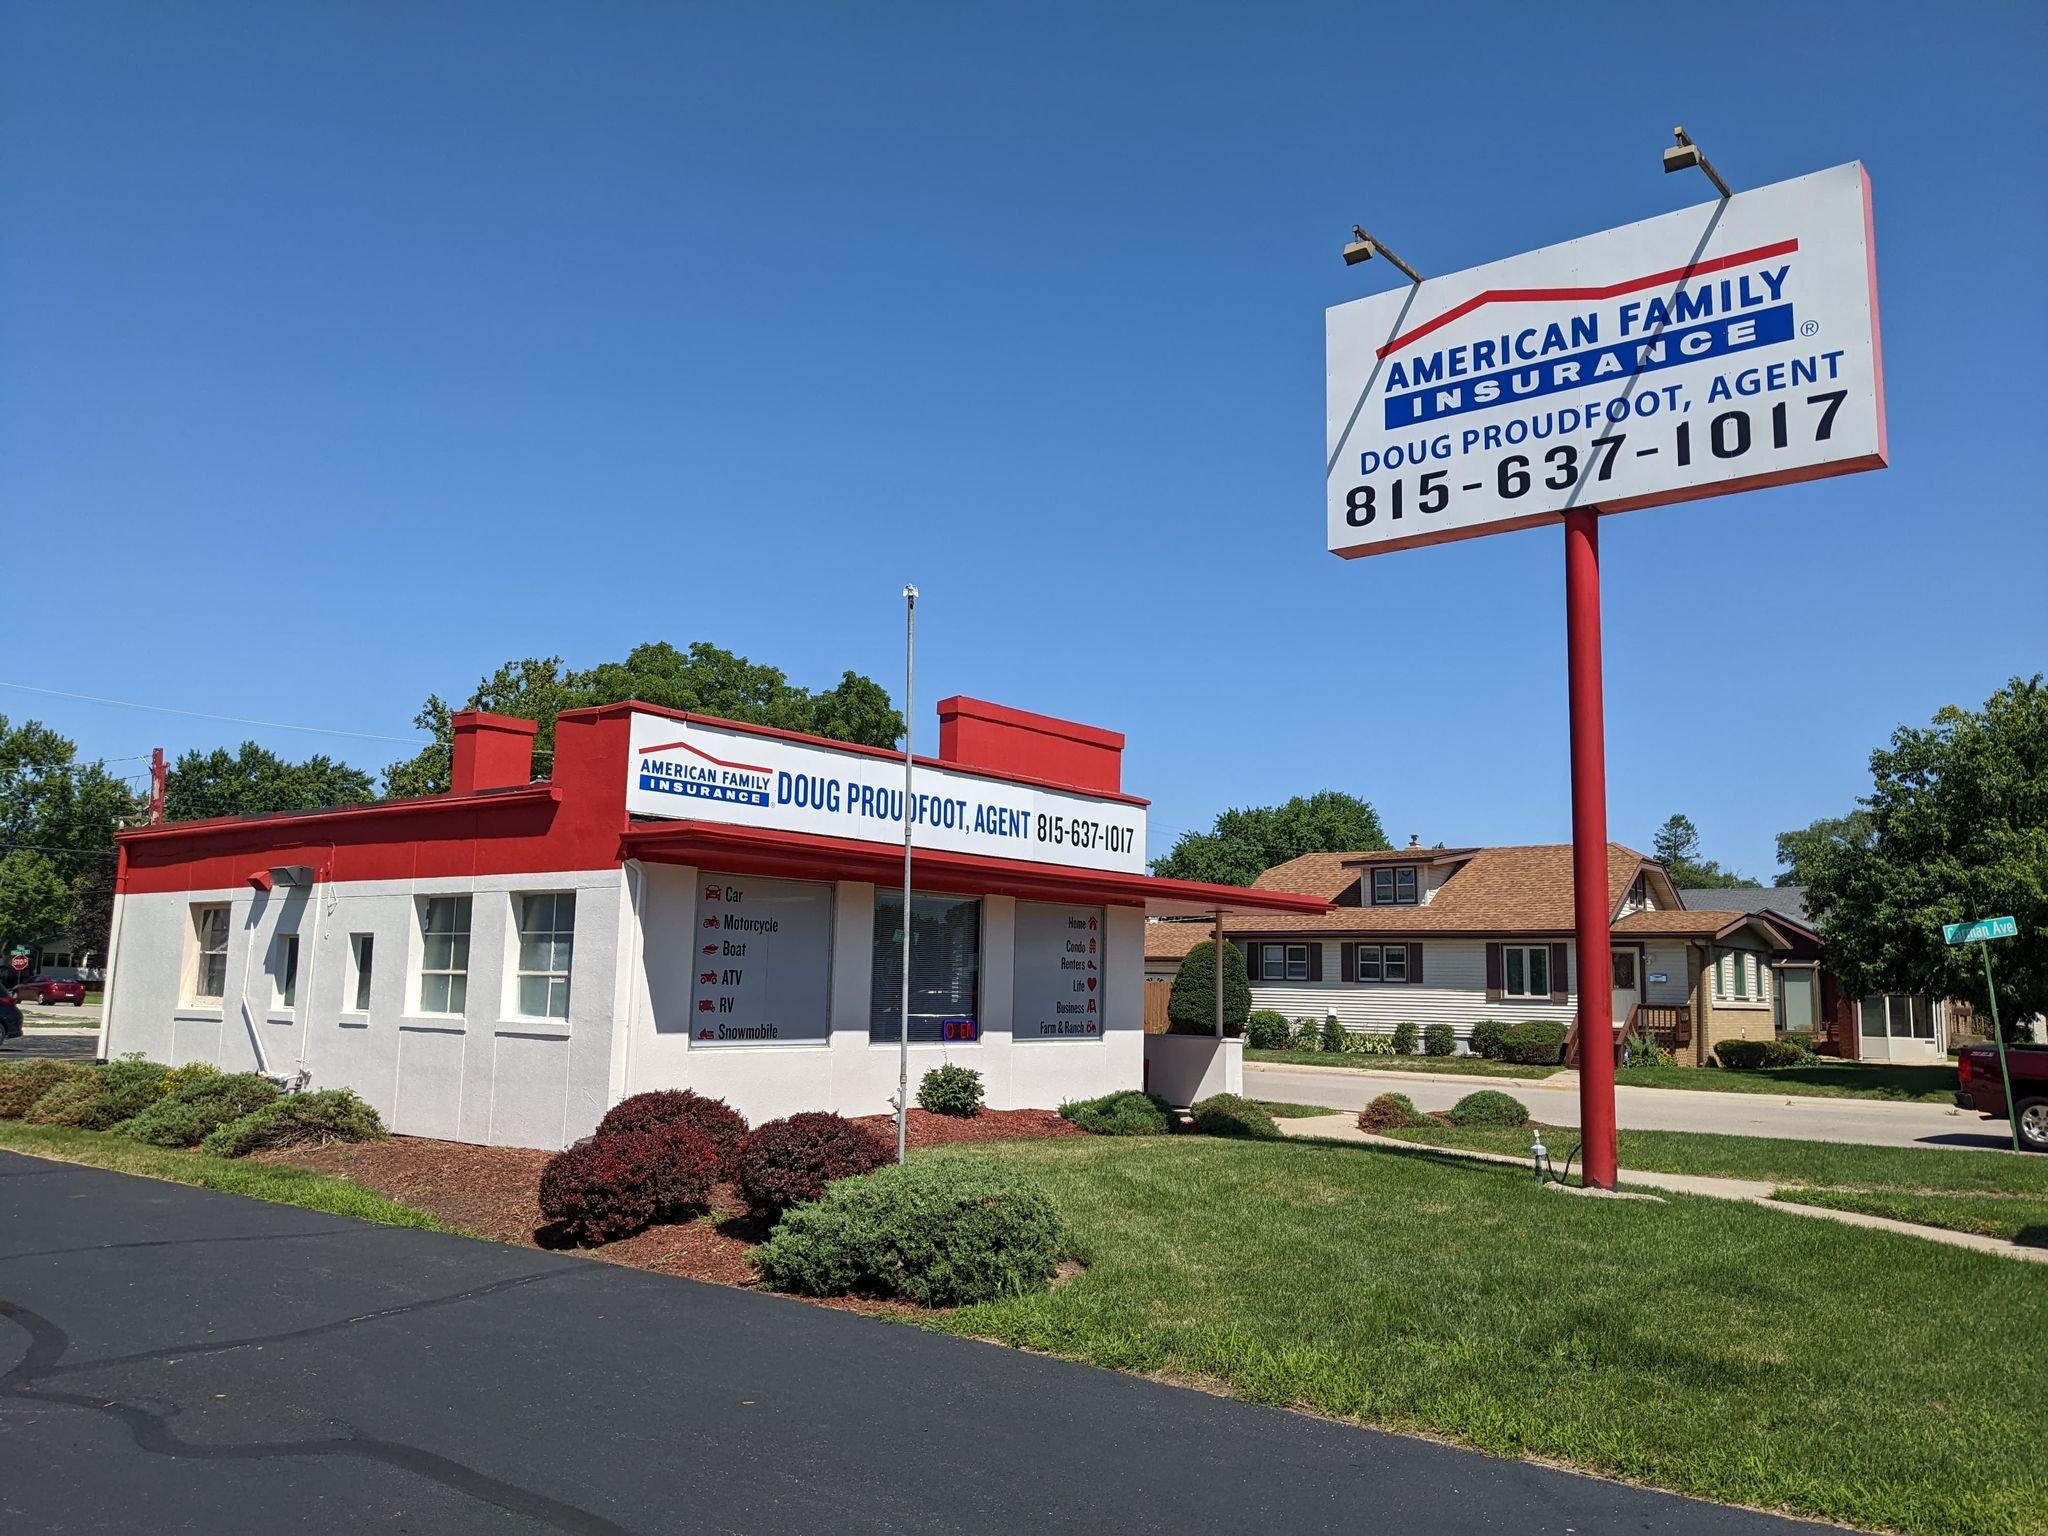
xmin=1625 ymin=1003 xmax=1691 ymax=1054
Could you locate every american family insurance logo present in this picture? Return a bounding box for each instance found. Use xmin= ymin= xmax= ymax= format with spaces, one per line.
xmin=636 ymin=737 xmax=772 ymax=807
xmin=1379 ymin=239 xmax=1800 ymax=429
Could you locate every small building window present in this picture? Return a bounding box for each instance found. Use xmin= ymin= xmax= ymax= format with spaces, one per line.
xmin=1261 ymin=942 xmax=1309 ymax=981
xmin=1355 ymin=944 xmax=1407 ymax=982
xmin=271 ymin=932 xmax=300 ymax=1010
xmin=418 ymin=895 xmax=472 ymax=1015
xmin=1372 ymin=867 xmax=1418 ymax=905
xmin=1503 ymin=944 xmax=1549 ymax=999
xmin=515 ymin=893 xmax=576 ymax=1020
xmin=350 ymin=934 xmax=375 ymax=1012
xmin=871 ymin=891 xmax=981 ymax=1043
xmin=189 ymin=904 xmax=230 ymax=1003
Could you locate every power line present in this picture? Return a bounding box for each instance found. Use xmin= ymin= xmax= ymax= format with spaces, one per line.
xmin=0 ymin=682 xmax=429 ymax=745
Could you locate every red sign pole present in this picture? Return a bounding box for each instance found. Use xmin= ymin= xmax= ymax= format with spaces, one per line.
xmin=1564 ymin=506 xmax=1618 ymax=1189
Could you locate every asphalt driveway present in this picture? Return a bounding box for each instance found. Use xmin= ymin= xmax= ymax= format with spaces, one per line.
xmin=0 ymin=1149 xmax=1830 ymax=1534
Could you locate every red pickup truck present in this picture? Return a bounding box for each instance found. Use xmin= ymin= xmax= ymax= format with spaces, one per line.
xmin=1955 ymin=1044 xmax=2048 ymax=1151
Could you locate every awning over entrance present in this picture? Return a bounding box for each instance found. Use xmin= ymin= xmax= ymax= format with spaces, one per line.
xmin=619 ymin=819 xmax=1330 ymax=920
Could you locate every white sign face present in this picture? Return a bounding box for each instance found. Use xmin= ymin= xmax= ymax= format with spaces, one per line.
xmin=688 ymin=874 xmax=834 ymax=1047
xmin=1011 ymin=902 xmax=1105 ymax=1041
xmin=627 ymin=713 xmax=1147 ymax=874
xmin=1327 ymin=162 xmax=1886 ymax=557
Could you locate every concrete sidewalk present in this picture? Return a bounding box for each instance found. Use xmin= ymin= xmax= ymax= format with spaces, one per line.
xmin=1274 ymin=1112 xmax=2048 ymax=1265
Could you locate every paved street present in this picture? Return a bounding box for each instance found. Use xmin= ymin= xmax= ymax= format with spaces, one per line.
xmin=0 ymin=1030 xmax=98 ymax=1062
xmin=0 ymin=1149 xmax=1829 ymax=1534
xmin=1247 ymin=1062 xmax=2010 ymax=1151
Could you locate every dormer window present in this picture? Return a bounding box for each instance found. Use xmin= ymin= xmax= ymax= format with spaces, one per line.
xmin=1372 ymin=866 xmax=1418 ymax=905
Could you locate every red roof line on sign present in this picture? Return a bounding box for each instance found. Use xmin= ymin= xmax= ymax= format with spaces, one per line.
xmin=1375 ymin=238 xmax=1799 ymax=359
xmin=635 ymin=739 xmax=772 ymax=774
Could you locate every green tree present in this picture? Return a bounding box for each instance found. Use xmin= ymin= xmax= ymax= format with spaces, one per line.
xmin=0 ymin=715 xmax=136 ymax=955
xmin=1649 ymin=811 xmax=1758 ymax=889
xmin=1151 ymin=791 xmax=1390 ymax=887
xmin=383 ymin=641 xmax=903 ymax=797
xmin=1166 ymin=939 xmax=1251 ymax=1035
xmin=165 ymin=742 xmax=377 ymax=821
xmin=1773 ymin=811 xmax=1874 ymax=888
xmin=1802 ymin=676 xmax=2048 ymax=1036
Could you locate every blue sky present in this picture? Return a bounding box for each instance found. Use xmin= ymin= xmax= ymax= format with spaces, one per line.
xmin=3 ymin=2 xmax=2043 ymax=879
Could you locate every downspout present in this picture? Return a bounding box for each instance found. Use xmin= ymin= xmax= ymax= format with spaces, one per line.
xmin=291 ymin=847 xmax=335 ymax=1090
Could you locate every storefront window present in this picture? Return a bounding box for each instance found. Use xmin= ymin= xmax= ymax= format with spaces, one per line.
xmin=870 ymin=891 xmax=981 ymax=1043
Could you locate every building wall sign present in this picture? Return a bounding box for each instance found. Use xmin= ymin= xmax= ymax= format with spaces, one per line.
xmin=1012 ymin=902 xmax=1105 ymax=1041
xmin=1327 ymin=162 xmax=1886 ymax=558
xmin=628 ymin=713 xmax=1147 ymax=874
xmin=688 ymin=874 xmax=834 ymax=1047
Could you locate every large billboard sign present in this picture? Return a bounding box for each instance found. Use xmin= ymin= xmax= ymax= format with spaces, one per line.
xmin=1326 ymin=163 xmax=1885 ymax=558
xmin=626 ymin=712 xmax=1148 ymax=875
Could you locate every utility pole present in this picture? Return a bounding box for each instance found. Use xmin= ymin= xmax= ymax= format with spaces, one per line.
xmin=147 ymin=747 xmax=166 ymax=824
xmin=896 ymin=586 xmax=918 ymax=1164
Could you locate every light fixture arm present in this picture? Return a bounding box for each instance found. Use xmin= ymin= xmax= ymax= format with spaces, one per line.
xmin=1344 ymin=225 xmax=1424 ymax=285
xmin=1661 ymin=125 xmax=1732 ymax=200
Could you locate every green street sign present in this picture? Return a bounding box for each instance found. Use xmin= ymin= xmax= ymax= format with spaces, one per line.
xmin=1943 ymin=915 xmax=2018 ymax=945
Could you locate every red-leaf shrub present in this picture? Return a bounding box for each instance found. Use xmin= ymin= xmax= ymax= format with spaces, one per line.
xmin=596 ymin=1090 xmax=748 ymax=1173
xmin=735 ymin=1112 xmax=891 ymax=1215
xmin=538 ymin=1134 xmax=660 ymax=1245
xmin=641 ymin=1124 xmax=722 ymax=1220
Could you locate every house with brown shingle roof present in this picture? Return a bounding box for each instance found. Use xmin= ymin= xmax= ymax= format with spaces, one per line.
xmin=1144 ymin=841 xmax=1792 ymax=1066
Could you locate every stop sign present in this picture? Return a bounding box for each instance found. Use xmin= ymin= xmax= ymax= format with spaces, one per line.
xmin=8 ymin=955 xmax=27 ymax=973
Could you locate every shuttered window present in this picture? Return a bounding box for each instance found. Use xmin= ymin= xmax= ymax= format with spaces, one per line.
xmin=1503 ymin=944 xmax=1549 ymax=999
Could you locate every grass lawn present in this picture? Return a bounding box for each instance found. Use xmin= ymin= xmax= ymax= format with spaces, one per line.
xmin=1615 ymin=1059 xmax=1957 ymax=1104
xmin=926 ymin=1136 xmax=2045 ymax=1536
xmin=1775 ymin=1187 xmax=2048 ymax=1247
xmin=1379 ymin=1120 xmax=2048 ymax=1195
xmin=1247 ymin=1047 xmax=1554 ymax=1079
xmin=0 ymin=1120 xmax=461 ymax=1233
xmin=1247 ymin=1099 xmax=1345 ymax=1119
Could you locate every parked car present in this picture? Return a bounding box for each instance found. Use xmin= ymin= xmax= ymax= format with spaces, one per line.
xmin=12 ymin=976 xmax=87 ymax=1006
xmin=1955 ymin=1044 xmax=2048 ymax=1152
xmin=0 ymin=987 xmax=21 ymax=1041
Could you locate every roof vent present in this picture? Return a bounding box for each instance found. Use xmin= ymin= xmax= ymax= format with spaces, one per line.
xmin=1407 ymin=834 xmax=1421 ymax=848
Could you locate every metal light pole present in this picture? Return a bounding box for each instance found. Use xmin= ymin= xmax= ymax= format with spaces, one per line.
xmin=1565 ymin=507 xmax=1618 ymax=1190
xmin=896 ymin=585 xmax=918 ymax=1164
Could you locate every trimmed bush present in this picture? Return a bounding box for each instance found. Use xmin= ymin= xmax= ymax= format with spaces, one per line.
xmin=79 ymin=1058 xmax=176 ymax=1130
xmin=1391 ymin=1020 xmax=1418 ymax=1056
xmin=1060 ymin=1089 xmax=1174 ymax=1136
xmin=537 ymin=1134 xmax=661 ymax=1245
xmin=1423 ymin=1022 xmax=1457 ymax=1057
xmin=736 ymin=1111 xmax=892 ymax=1215
xmin=1447 ymin=1089 xmax=1530 ymax=1128
xmin=1718 ymin=1038 xmax=1805 ymax=1070
xmin=1319 ymin=1015 xmax=1347 ymax=1052
xmin=1189 ymin=1093 xmax=1280 ymax=1140
xmin=26 ymin=1073 xmax=105 ymax=1126
xmin=200 ymin=1089 xmax=386 ymax=1158
xmin=1500 ymin=1020 xmax=1568 ymax=1065
xmin=1245 ymin=1009 xmax=1291 ymax=1050
xmin=0 ymin=1059 xmax=89 ymax=1119
xmin=121 ymin=1073 xmax=279 ymax=1148
xmin=1356 ymin=1092 xmax=1434 ymax=1132
xmin=916 ymin=1063 xmax=985 ymax=1117
xmin=1781 ymin=1030 xmax=1817 ymax=1054
xmin=596 ymin=1089 xmax=748 ymax=1173
xmin=1166 ymin=940 xmax=1249 ymax=1036
xmin=753 ymin=1158 xmax=1063 ymax=1307
xmin=1470 ymin=1019 xmax=1509 ymax=1060
xmin=159 ymin=1061 xmax=223 ymax=1099
xmin=637 ymin=1125 xmax=723 ymax=1220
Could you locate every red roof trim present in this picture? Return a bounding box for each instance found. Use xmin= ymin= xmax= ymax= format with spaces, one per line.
xmin=935 ymin=695 xmax=1125 ymax=750
xmin=115 ymin=784 xmax=563 ymax=845
xmin=581 ymin=699 xmax=1150 ymax=807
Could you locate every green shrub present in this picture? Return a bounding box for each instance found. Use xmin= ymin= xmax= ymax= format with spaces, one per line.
xmin=1470 ymin=1019 xmax=1509 ymax=1060
xmin=1447 ymin=1089 xmax=1530 ymax=1128
xmin=1391 ymin=1020 xmax=1418 ymax=1055
xmin=200 ymin=1090 xmax=386 ymax=1158
xmin=80 ymin=1058 xmax=175 ymax=1129
xmin=1624 ymin=1032 xmax=1664 ymax=1068
xmin=1500 ymin=1020 xmax=1568 ymax=1065
xmin=26 ymin=1073 xmax=104 ymax=1126
xmin=159 ymin=1061 xmax=223 ymax=1099
xmin=121 ymin=1073 xmax=279 ymax=1148
xmin=1356 ymin=1092 xmax=1434 ymax=1132
xmin=0 ymin=1060 xmax=90 ymax=1119
xmin=1290 ymin=1018 xmax=1323 ymax=1051
xmin=1342 ymin=1031 xmax=1396 ymax=1057
xmin=1189 ymin=1093 xmax=1280 ymax=1140
xmin=1716 ymin=1039 xmax=1777 ymax=1070
xmin=1059 ymin=1089 xmax=1174 ymax=1136
xmin=1781 ymin=1030 xmax=1817 ymax=1054
xmin=753 ymin=1158 xmax=1063 ymax=1307
xmin=1245 ymin=1009 xmax=1291 ymax=1050
xmin=1320 ymin=1015 xmax=1347 ymax=1052
xmin=1167 ymin=940 xmax=1250 ymax=1036
xmin=1423 ymin=1022 xmax=1457 ymax=1057
xmin=916 ymin=1063 xmax=985 ymax=1117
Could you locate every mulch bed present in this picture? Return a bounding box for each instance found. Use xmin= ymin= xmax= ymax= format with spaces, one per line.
xmin=263 ymin=1105 xmax=1079 ymax=1291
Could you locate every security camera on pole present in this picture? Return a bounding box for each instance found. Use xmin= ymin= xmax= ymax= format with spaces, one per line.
xmin=1327 ymin=133 xmax=1888 ymax=1189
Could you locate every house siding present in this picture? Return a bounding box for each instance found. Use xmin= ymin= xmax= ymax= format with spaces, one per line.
xmin=1245 ymin=939 xmax=1576 ymax=1046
